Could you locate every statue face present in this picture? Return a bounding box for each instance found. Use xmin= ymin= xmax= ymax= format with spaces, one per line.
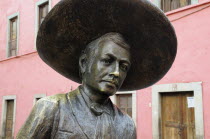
xmin=82 ymin=40 xmax=131 ymax=96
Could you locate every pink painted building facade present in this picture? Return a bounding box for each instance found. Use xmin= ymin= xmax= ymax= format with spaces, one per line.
xmin=0 ymin=0 xmax=210 ymax=138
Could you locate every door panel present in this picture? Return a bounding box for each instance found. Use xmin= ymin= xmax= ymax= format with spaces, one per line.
xmin=161 ymin=92 xmax=195 ymax=139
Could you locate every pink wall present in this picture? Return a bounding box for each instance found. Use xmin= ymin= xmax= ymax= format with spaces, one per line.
xmin=0 ymin=0 xmax=35 ymax=60
xmin=1 ymin=0 xmax=210 ymax=138
xmin=137 ymin=2 xmax=210 ymax=138
xmin=0 ymin=0 xmax=60 ymax=60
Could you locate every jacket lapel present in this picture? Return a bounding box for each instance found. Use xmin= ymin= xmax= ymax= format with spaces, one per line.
xmin=67 ymin=89 xmax=97 ymax=139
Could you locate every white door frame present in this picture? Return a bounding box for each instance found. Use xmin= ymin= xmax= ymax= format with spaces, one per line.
xmin=0 ymin=95 xmax=17 ymax=138
xmin=152 ymin=82 xmax=204 ymax=139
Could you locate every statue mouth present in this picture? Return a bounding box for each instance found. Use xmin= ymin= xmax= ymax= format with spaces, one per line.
xmin=101 ymin=80 xmax=119 ymax=88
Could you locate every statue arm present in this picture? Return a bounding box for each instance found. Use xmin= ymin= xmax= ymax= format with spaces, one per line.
xmin=131 ymin=125 xmax=137 ymax=139
xmin=129 ymin=118 xmax=137 ymax=139
xmin=16 ymin=98 xmax=59 ymax=139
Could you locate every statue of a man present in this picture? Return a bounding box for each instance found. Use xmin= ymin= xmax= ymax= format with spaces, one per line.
xmin=17 ymin=0 xmax=177 ymax=138
xmin=17 ymin=33 xmax=136 ymax=139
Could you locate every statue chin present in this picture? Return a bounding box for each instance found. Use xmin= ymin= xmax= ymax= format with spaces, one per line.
xmin=98 ymin=84 xmax=118 ymax=97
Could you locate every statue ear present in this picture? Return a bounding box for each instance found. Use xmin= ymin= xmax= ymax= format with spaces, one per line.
xmin=79 ymin=54 xmax=87 ymax=75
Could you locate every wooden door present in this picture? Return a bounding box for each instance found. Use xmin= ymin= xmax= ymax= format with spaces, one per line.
xmin=4 ymin=100 xmax=14 ymax=139
xmin=161 ymin=92 xmax=195 ymax=139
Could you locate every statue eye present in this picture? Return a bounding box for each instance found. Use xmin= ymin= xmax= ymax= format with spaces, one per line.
xmin=120 ymin=64 xmax=129 ymax=71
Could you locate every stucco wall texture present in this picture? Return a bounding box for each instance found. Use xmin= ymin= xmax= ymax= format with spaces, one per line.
xmin=0 ymin=0 xmax=210 ymax=138
xmin=137 ymin=2 xmax=210 ymax=138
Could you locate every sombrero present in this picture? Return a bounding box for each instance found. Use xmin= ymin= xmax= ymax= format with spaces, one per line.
xmin=36 ymin=0 xmax=177 ymax=91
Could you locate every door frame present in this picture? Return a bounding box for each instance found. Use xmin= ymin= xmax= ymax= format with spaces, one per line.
xmin=152 ymin=82 xmax=204 ymax=139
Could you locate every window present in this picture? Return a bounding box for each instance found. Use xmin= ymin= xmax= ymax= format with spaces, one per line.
xmin=35 ymin=97 xmax=41 ymax=102
xmin=7 ymin=13 xmax=19 ymax=58
xmin=154 ymin=0 xmax=198 ymax=12
xmin=8 ymin=17 xmax=17 ymax=57
xmin=116 ymin=94 xmax=132 ymax=117
xmin=1 ymin=96 xmax=16 ymax=138
xmin=38 ymin=2 xmax=49 ymax=27
xmin=162 ymin=0 xmax=191 ymax=12
xmin=33 ymin=94 xmax=46 ymax=105
xmin=110 ymin=91 xmax=136 ymax=123
xmin=35 ymin=0 xmax=51 ymax=49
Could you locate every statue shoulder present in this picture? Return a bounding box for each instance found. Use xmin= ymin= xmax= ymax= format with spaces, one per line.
xmin=39 ymin=89 xmax=79 ymax=104
xmin=38 ymin=88 xmax=80 ymax=104
xmin=111 ymin=103 xmax=136 ymax=138
xmin=39 ymin=93 xmax=67 ymax=104
xmin=17 ymin=90 xmax=78 ymax=139
xmin=17 ymin=94 xmax=68 ymax=139
xmin=113 ymin=103 xmax=136 ymax=127
xmin=114 ymin=105 xmax=136 ymax=139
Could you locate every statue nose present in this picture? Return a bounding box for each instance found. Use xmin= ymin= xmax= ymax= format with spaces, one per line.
xmin=110 ymin=62 xmax=119 ymax=77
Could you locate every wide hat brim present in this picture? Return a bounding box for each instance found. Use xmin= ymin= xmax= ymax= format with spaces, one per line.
xmin=37 ymin=0 xmax=177 ymax=91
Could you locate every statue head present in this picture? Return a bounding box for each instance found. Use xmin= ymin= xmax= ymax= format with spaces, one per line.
xmin=36 ymin=0 xmax=177 ymax=91
xmin=79 ymin=32 xmax=131 ymax=96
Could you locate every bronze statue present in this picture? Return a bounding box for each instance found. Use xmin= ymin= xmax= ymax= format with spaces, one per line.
xmin=17 ymin=0 xmax=177 ymax=138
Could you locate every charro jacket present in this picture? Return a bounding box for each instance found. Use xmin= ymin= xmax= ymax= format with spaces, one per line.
xmin=17 ymin=88 xmax=136 ymax=139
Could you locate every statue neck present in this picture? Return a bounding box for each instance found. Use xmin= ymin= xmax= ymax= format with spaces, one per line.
xmin=80 ymin=85 xmax=109 ymax=104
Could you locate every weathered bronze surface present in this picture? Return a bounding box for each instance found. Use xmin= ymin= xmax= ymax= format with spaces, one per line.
xmin=17 ymin=0 xmax=177 ymax=138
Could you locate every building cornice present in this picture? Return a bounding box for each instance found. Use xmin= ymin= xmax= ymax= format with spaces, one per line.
xmin=0 ymin=51 xmax=37 ymax=63
xmin=166 ymin=0 xmax=210 ymax=21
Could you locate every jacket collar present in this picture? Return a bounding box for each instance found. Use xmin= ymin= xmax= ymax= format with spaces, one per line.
xmin=67 ymin=87 xmax=118 ymax=138
xmin=79 ymin=87 xmax=114 ymax=117
xmin=67 ymin=88 xmax=96 ymax=138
